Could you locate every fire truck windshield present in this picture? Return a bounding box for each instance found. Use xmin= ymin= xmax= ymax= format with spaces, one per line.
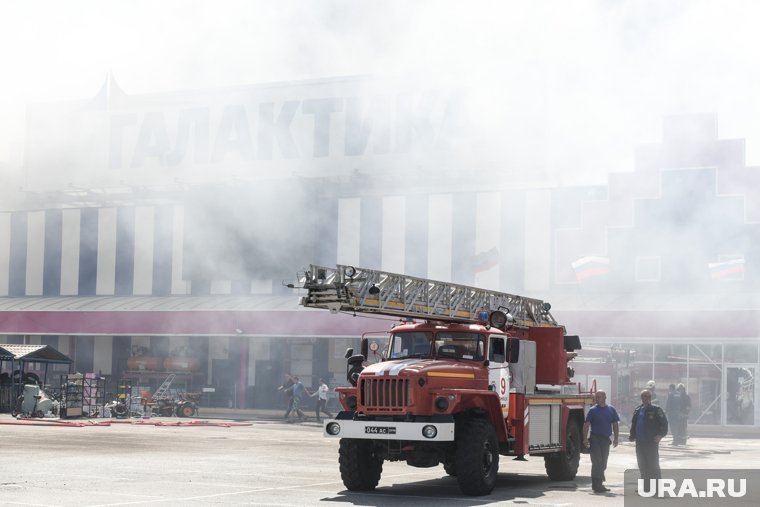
xmin=388 ymin=331 xmax=485 ymax=361
xmin=434 ymin=332 xmax=485 ymax=360
xmin=389 ymin=332 xmax=433 ymax=359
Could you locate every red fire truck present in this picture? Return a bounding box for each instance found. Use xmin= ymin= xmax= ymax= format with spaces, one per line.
xmin=299 ymin=265 xmax=593 ymax=496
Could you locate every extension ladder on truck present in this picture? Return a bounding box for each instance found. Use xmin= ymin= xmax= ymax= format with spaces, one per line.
xmin=299 ymin=264 xmax=556 ymax=327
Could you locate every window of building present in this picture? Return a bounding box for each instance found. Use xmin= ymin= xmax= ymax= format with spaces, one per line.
xmin=635 ymin=256 xmax=661 ymax=282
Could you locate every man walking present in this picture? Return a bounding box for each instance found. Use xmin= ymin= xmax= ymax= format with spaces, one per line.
xmin=630 ymin=389 xmax=669 ymax=486
xmin=284 ymin=376 xmax=309 ymax=421
xmin=277 ymin=373 xmax=295 ymax=420
xmin=583 ymin=390 xmax=620 ymax=493
xmin=311 ymin=378 xmax=334 ymax=422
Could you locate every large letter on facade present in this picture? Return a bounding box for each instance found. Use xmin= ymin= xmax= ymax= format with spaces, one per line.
xmin=302 ymin=98 xmax=343 ymax=158
xmin=131 ymin=112 xmax=171 ymax=168
xmin=212 ymin=105 xmax=253 ymax=162
xmin=396 ymin=92 xmax=437 ymax=153
xmin=109 ymin=114 xmax=137 ymax=169
xmin=167 ymin=107 xmax=211 ymax=166
xmin=257 ymin=101 xmax=300 ymax=159
xmin=344 ymin=96 xmax=391 ymax=156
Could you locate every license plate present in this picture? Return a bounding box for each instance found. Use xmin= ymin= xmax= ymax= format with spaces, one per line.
xmin=365 ymin=426 xmax=396 ymax=435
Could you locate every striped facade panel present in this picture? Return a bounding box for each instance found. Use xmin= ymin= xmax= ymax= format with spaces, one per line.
xmin=427 ymin=194 xmax=452 ymax=281
xmin=474 ymin=192 xmax=501 ymax=290
xmin=524 ymin=190 xmax=552 ymax=293
xmin=43 ymin=208 xmax=62 ymax=296
xmin=9 ymin=211 xmax=28 ymax=296
xmin=114 ymin=207 xmax=136 ymax=296
xmin=337 ymin=198 xmax=360 ymax=266
xmin=500 ymin=191 xmax=526 ymax=293
xmin=1 ymin=194 xmax=507 ymax=302
xmin=152 ymin=206 xmax=173 ymax=296
xmin=78 ymin=207 xmax=99 ymax=296
xmin=451 ymin=193 xmax=477 ymax=286
xmin=0 ymin=213 xmax=10 ymax=296
xmin=170 ymin=204 xmax=189 ymax=295
xmin=61 ymin=209 xmax=81 ymax=295
xmin=26 ymin=210 xmax=45 ymax=296
xmin=360 ymin=196 xmax=382 ymax=268
xmin=95 ymin=208 xmax=117 ymax=295
xmin=381 ymin=195 xmax=405 ymax=273
xmin=133 ymin=206 xmax=155 ymax=295
xmin=405 ymin=194 xmax=428 ymax=278
xmin=314 ymin=196 xmax=338 ymax=267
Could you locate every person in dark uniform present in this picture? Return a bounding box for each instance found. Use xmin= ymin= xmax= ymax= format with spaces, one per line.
xmin=582 ymin=390 xmax=620 ymax=493
xmin=630 ymin=389 xmax=669 ymax=486
xmin=673 ymin=383 xmax=691 ymax=445
xmin=665 ymin=383 xmax=679 ymax=444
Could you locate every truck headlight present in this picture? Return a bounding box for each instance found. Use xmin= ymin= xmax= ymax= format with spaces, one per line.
xmin=347 ymin=395 xmax=357 ymax=410
xmin=435 ymin=396 xmax=449 ymax=412
xmin=422 ymin=425 xmax=437 ymax=439
xmin=326 ymin=422 xmax=341 ymax=435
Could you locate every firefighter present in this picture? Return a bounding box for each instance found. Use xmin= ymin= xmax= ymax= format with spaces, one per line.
xmin=629 ymin=389 xmax=669 ymax=486
xmin=645 ymin=380 xmax=658 ymax=405
xmin=672 ymin=383 xmax=691 ymax=445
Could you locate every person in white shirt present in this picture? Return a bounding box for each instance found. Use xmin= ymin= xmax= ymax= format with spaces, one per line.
xmin=311 ymin=378 xmax=334 ymax=422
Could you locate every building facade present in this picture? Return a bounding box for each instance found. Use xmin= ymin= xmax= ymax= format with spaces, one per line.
xmin=1 ymin=77 xmax=759 ymax=429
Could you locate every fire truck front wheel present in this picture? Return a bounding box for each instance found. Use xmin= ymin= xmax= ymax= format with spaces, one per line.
xmin=454 ymin=417 xmax=499 ymax=496
xmin=338 ymin=439 xmax=383 ymax=491
xmin=544 ymin=419 xmax=581 ymax=481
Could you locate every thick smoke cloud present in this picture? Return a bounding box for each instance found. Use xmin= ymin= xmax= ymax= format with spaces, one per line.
xmin=2 ymin=0 xmax=760 ymax=189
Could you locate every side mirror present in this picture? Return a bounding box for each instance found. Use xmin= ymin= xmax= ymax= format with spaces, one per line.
xmin=360 ymin=338 xmax=369 ymax=359
xmin=346 ymin=354 xmax=366 ymax=387
xmin=344 ymin=347 xmax=354 ymax=359
xmin=564 ymin=335 xmax=582 ymax=352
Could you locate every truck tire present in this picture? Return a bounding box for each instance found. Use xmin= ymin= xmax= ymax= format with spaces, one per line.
xmin=454 ymin=417 xmax=499 ymax=495
xmin=338 ymin=438 xmax=383 ymax=491
xmin=544 ymin=419 xmax=581 ymax=481
xmin=443 ymin=460 xmax=457 ymax=476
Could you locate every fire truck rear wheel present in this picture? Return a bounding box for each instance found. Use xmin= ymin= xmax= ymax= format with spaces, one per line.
xmin=544 ymin=419 xmax=581 ymax=481
xmin=338 ymin=439 xmax=383 ymax=491
xmin=454 ymin=417 xmax=499 ymax=496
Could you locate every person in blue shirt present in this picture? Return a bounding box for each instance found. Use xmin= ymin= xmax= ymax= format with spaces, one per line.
xmin=283 ymin=376 xmax=310 ymax=421
xmin=582 ymin=390 xmax=620 ymax=493
xmin=629 ymin=389 xmax=668 ymax=484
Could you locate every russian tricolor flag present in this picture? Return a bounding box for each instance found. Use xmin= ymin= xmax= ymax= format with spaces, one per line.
xmin=571 ymin=256 xmax=610 ymax=282
xmin=709 ymin=259 xmax=745 ymax=280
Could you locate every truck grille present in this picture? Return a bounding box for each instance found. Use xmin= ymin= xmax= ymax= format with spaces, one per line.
xmin=360 ymin=378 xmax=410 ymax=411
